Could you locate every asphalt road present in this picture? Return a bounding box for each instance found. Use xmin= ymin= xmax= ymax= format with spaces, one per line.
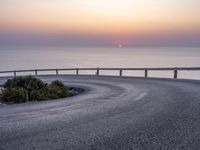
xmin=0 ymin=75 xmax=200 ymax=150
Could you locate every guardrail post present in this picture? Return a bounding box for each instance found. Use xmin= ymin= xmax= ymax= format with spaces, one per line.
xmin=174 ymin=68 xmax=178 ymax=79
xmin=96 ymin=68 xmax=99 ymax=76
xmin=14 ymin=71 xmax=16 ymax=77
xmin=145 ymin=69 xmax=148 ymax=78
xmin=56 ymin=69 xmax=59 ymax=75
xmin=76 ymin=69 xmax=79 ymax=75
xmin=35 ymin=70 xmax=37 ymax=76
xmin=119 ymin=69 xmax=123 ymax=76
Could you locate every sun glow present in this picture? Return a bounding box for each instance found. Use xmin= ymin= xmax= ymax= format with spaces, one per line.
xmin=118 ymin=44 xmax=123 ymax=48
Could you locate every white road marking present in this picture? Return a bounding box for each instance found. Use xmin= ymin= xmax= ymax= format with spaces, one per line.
xmin=135 ymin=92 xmax=148 ymax=101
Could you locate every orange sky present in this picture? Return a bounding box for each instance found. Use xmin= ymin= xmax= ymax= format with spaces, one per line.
xmin=0 ymin=0 xmax=200 ymax=46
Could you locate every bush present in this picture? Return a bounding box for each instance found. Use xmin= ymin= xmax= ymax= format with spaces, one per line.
xmin=49 ymin=80 xmax=65 ymax=87
xmin=29 ymin=88 xmax=48 ymax=101
xmin=0 ymin=76 xmax=76 ymax=104
xmin=48 ymin=80 xmax=70 ymax=99
xmin=4 ymin=76 xmax=47 ymax=92
xmin=1 ymin=87 xmax=28 ymax=103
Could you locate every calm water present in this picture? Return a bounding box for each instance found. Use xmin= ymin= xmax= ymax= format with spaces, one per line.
xmin=0 ymin=46 xmax=200 ymax=79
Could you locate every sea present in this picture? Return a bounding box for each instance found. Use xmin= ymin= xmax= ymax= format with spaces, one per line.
xmin=0 ymin=46 xmax=200 ymax=79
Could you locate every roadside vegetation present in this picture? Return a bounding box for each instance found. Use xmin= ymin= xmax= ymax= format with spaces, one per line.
xmin=0 ymin=76 xmax=77 ymax=104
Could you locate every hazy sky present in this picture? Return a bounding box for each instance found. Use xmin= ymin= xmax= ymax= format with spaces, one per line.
xmin=0 ymin=0 xmax=200 ymax=46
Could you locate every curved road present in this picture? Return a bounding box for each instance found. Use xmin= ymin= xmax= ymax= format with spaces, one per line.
xmin=0 ymin=75 xmax=200 ymax=150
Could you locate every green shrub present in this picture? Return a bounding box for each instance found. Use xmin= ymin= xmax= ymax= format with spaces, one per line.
xmin=29 ymin=89 xmax=46 ymax=101
xmin=0 ymin=76 xmax=77 ymax=104
xmin=1 ymin=87 xmax=28 ymax=103
xmin=48 ymin=80 xmax=70 ymax=99
xmin=4 ymin=76 xmax=47 ymax=92
xmin=49 ymin=80 xmax=65 ymax=88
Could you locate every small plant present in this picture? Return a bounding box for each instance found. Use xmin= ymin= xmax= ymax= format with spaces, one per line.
xmin=48 ymin=80 xmax=70 ymax=99
xmin=1 ymin=87 xmax=28 ymax=103
xmin=0 ymin=76 xmax=77 ymax=104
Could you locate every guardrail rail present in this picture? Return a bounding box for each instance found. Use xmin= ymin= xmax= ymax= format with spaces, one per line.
xmin=0 ymin=67 xmax=200 ymax=79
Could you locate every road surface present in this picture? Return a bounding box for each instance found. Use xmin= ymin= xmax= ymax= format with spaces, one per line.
xmin=0 ymin=75 xmax=200 ymax=150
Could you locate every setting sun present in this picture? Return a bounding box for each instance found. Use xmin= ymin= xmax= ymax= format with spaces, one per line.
xmin=0 ymin=0 xmax=199 ymax=46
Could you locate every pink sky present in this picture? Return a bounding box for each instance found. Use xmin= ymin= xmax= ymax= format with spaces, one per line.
xmin=0 ymin=0 xmax=200 ymax=46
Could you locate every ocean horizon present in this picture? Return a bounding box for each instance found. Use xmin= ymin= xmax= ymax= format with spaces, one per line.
xmin=0 ymin=46 xmax=200 ymax=79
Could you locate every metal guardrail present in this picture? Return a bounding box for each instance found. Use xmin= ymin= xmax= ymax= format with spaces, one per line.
xmin=0 ymin=67 xmax=200 ymax=79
